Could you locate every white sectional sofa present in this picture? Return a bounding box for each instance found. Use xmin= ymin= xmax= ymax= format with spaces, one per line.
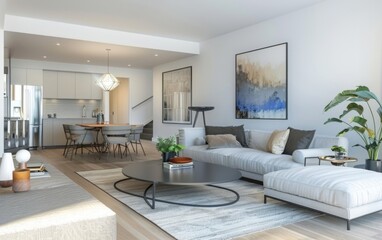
xmin=178 ymin=127 xmax=348 ymax=181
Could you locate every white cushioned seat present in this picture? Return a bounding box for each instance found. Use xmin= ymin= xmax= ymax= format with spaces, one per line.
xmin=264 ymin=165 xmax=382 ymax=230
xmin=183 ymin=145 xmax=302 ymax=176
xmin=264 ymin=166 xmax=382 ymax=208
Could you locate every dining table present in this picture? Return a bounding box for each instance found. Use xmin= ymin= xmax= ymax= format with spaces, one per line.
xmin=77 ymin=122 xmax=133 ymax=154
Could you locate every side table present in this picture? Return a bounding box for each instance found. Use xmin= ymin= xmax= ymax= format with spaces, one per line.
xmin=319 ymin=155 xmax=357 ymax=166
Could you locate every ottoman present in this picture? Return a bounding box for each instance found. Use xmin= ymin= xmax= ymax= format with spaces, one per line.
xmin=263 ymin=166 xmax=382 ymax=230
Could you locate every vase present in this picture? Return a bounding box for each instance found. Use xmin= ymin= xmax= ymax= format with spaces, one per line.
xmin=0 ymin=153 xmax=15 ymax=187
xmin=162 ymin=152 xmax=176 ymax=162
xmin=365 ymin=159 xmax=382 ymax=172
xmin=334 ymin=152 xmax=345 ymax=160
xmin=12 ymin=169 xmax=31 ymax=192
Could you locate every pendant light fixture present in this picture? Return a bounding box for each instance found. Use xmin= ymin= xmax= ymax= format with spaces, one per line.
xmin=96 ymin=49 xmax=119 ymax=91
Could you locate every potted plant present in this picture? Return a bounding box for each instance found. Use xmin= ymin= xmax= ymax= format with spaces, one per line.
xmin=324 ymin=86 xmax=382 ymax=171
xmin=156 ymin=136 xmax=185 ymax=162
xmin=331 ymin=145 xmax=346 ymax=160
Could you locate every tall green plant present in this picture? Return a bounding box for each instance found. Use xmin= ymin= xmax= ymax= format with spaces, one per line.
xmin=324 ymin=86 xmax=382 ymax=160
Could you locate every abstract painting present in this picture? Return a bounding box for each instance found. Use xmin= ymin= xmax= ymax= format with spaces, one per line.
xmin=235 ymin=43 xmax=288 ymax=119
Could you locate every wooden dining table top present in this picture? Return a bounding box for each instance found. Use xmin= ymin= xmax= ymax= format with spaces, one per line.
xmin=78 ymin=123 xmax=132 ymax=128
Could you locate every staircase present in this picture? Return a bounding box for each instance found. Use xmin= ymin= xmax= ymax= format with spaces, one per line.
xmin=141 ymin=121 xmax=153 ymax=140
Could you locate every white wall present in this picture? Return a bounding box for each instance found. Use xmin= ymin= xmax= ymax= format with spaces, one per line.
xmin=153 ymin=0 xmax=382 ymax=161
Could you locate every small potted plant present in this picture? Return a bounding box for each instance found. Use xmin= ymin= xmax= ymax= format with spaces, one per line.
xmin=331 ymin=145 xmax=346 ymax=160
xmin=156 ymin=136 xmax=185 ymax=162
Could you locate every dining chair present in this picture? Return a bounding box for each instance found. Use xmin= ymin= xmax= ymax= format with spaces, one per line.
xmin=102 ymin=125 xmax=133 ymax=160
xmin=62 ymin=124 xmax=71 ymax=156
xmin=66 ymin=125 xmax=95 ymax=159
xmin=130 ymin=125 xmax=146 ymax=156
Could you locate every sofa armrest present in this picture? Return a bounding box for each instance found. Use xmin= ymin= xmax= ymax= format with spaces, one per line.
xmin=178 ymin=127 xmax=205 ymax=147
xmin=292 ymin=148 xmax=334 ymax=165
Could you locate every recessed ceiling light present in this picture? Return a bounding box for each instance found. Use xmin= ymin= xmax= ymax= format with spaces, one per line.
xmin=127 ymin=64 xmax=131 ymax=67
xmin=154 ymin=54 xmax=159 ymax=57
xmin=87 ymin=60 xmax=91 ymax=63
xmin=56 ymin=43 xmax=61 ymax=46
xmin=43 ymin=56 xmax=47 ymax=59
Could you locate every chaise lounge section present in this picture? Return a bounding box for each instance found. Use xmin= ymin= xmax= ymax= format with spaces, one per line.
xmin=264 ymin=166 xmax=382 ymax=230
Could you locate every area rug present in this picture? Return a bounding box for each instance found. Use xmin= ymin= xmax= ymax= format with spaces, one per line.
xmin=77 ymin=168 xmax=321 ymax=240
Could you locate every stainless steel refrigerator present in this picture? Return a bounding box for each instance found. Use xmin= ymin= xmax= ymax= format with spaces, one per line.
xmin=10 ymin=85 xmax=43 ymax=149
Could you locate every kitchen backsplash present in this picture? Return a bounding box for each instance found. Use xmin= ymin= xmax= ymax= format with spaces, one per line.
xmin=43 ymin=99 xmax=101 ymax=118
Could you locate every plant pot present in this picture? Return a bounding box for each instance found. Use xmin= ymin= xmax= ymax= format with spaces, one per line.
xmin=162 ymin=152 xmax=176 ymax=162
xmin=365 ymin=159 xmax=382 ymax=172
xmin=334 ymin=152 xmax=345 ymax=160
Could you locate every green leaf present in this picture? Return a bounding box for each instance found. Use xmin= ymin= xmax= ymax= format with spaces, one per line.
xmin=351 ymin=116 xmax=367 ymax=127
xmin=378 ymin=106 xmax=382 ymax=123
xmin=324 ymin=118 xmax=343 ymax=124
xmin=352 ymin=126 xmax=366 ymax=134
xmin=353 ymin=143 xmax=366 ymax=150
xmin=337 ymin=128 xmax=351 ymax=136
xmin=339 ymin=103 xmax=363 ymax=118
xmin=324 ymin=94 xmax=351 ymax=112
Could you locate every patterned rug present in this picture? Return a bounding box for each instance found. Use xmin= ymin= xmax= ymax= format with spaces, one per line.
xmin=77 ymin=168 xmax=321 ymax=240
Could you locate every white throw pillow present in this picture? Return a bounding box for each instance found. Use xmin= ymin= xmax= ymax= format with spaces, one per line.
xmin=267 ymin=129 xmax=290 ymax=154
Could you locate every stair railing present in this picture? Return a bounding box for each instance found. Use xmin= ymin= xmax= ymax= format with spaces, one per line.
xmin=132 ymin=96 xmax=153 ymax=110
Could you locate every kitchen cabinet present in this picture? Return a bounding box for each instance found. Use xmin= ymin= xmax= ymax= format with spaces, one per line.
xmin=42 ymin=118 xmax=96 ymax=147
xmin=75 ymin=73 xmax=92 ymax=99
xmin=42 ymin=118 xmax=54 ymax=147
xmin=57 ymin=72 xmax=76 ymax=99
xmin=91 ymin=74 xmax=103 ymax=99
xmin=43 ymin=71 xmax=102 ymax=100
xmin=12 ymin=68 xmax=43 ymax=86
xmin=43 ymin=71 xmax=58 ymax=98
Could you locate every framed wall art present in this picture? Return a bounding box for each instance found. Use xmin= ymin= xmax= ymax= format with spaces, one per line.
xmin=162 ymin=66 xmax=192 ymax=124
xmin=235 ymin=42 xmax=288 ymax=120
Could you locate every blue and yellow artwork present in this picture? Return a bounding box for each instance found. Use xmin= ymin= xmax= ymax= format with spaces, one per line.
xmin=235 ymin=43 xmax=287 ymax=119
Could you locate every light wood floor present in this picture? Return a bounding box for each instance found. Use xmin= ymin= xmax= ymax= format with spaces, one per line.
xmin=30 ymin=141 xmax=382 ymax=240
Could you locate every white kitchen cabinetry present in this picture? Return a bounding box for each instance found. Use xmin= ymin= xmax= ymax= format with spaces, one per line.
xmin=12 ymin=68 xmax=43 ymax=86
xmin=75 ymin=73 xmax=92 ymax=99
xmin=91 ymin=74 xmax=103 ymax=100
xmin=57 ymin=72 xmax=76 ymax=99
xmin=43 ymin=71 xmax=58 ymax=98
xmin=42 ymin=118 xmax=54 ymax=147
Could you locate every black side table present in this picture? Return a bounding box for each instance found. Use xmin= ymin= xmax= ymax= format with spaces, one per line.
xmin=188 ymin=106 xmax=214 ymax=127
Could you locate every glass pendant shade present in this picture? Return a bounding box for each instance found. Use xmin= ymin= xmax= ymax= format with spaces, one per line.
xmin=96 ymin=49 xmax=119 ymax=91
xmin=96 ymin=73 xmax=119 ymax=91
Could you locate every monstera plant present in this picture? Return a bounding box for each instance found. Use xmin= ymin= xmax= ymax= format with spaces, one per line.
xmin=324 ymin=86 xmax=382 ymax=163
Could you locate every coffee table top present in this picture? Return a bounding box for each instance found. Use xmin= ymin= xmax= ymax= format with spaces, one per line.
xmin=122 ymin=160 xmax=241 ymax=185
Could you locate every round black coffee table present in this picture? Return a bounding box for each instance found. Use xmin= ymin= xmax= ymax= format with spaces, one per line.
xmin=114 ymin=160 xmax=241 ymax=209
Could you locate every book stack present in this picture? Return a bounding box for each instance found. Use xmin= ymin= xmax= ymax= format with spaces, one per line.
xmin=28 ymin=163 xmax=49 ymax=178
xmin=163 ymin=161 xmax=194 ymax=170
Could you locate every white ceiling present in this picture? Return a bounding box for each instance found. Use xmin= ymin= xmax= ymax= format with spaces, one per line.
xmin=4 ymin=0 xmax=324 ymax=69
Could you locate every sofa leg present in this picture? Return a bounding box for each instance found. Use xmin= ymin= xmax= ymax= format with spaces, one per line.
xmin=264 ymin=195 xmax=267 ymax=204
xmin=347 ymin=220 xmax=350 ymax=230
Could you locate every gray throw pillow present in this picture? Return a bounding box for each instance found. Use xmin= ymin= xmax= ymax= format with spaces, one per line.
xmin=283 ymin=127 xmax=316 ymax=155
xmin=205 ymin=125 xmax=248 ymax=147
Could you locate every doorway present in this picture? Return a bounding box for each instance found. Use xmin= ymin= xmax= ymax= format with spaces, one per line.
xmin=109 ymin=77 xmax=129 ymax=124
